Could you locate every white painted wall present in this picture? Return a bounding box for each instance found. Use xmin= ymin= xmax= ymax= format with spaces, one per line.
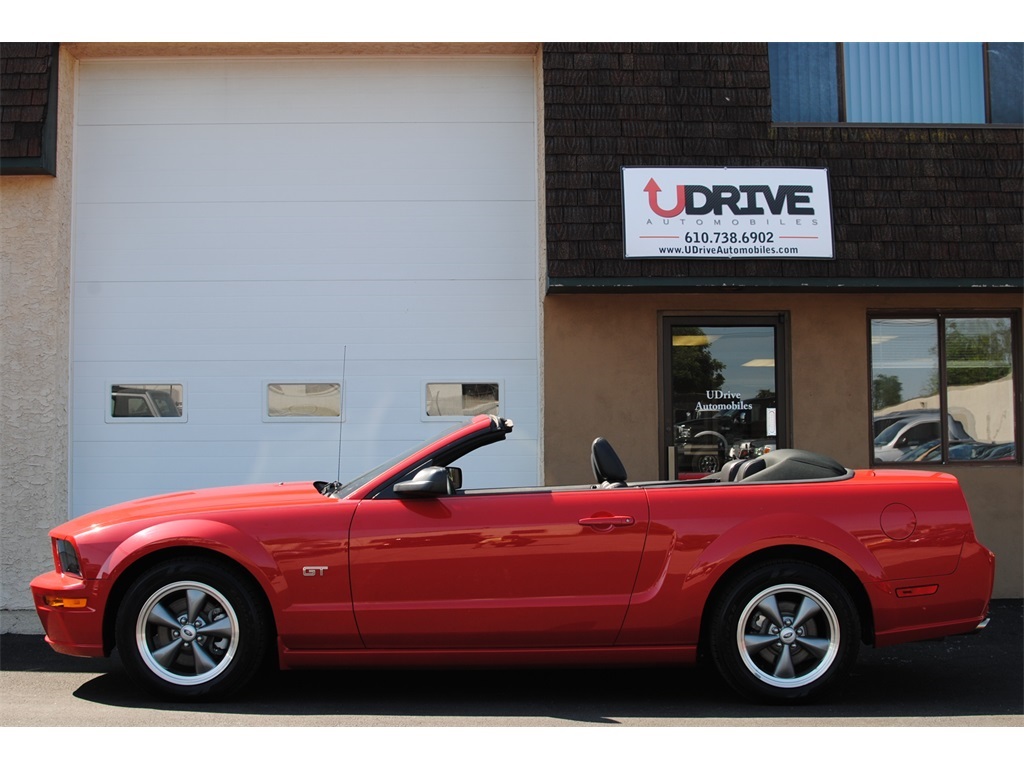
xmin=71 ymin=56 xmax=539 ymax=517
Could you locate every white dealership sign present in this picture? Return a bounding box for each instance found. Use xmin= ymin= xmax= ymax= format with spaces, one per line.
xmin=622 ymin=167 xmax=834 ymax=259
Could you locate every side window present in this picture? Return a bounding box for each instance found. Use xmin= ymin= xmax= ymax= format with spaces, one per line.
xmin=108 ymin=384 xmax=185 ymax=421
xmin=870 ymin=315 xmax=1019 ymax=464
xmin=899 ymin=422 xmax=939 ymax=449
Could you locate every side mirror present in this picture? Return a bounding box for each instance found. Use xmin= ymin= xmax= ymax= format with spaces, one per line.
xmin=447 ymin=466 xmax=463 ymax=491
xmin=394 ymin=466 xmax=453 ymax=497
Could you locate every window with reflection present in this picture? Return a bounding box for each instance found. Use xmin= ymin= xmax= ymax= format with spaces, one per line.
xmin=870 ymin=315 xmax=1018 ymax=464
xmin=425 ymin=383 xmax=500 ymax=418
xmin=110 ymin=384 xmax=184 ymax=419
xmin=665 ymin=319 xmax=786 ymax=478
xmin=266 ymin=383 xmax=342 ymax=419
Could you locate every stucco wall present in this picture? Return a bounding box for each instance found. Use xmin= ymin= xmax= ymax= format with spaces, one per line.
xmin=0 ymin=47 xmax=74 ymax=632
xmin=543 ymin=291 xmax=1023 ymax=598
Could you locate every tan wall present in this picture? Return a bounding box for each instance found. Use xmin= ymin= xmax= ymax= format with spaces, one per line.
xmin=0 ymin=49 xmax=75 ymax=630
xmin=543 ymin=291 xmax=1023 ymax=597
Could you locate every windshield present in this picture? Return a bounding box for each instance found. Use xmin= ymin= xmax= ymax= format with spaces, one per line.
xmin=874 ymin=419 xmax=912 ymax=446
xmin=329 ymin=420 xmax=475 ymax=496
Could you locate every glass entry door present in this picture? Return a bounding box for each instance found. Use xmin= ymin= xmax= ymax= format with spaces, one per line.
xmin=664 ymin=316 xmax=787 ymax=478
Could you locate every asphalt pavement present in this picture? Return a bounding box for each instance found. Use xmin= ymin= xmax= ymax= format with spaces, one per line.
xmin=2 ymin=600 xmax=1021 ymax=729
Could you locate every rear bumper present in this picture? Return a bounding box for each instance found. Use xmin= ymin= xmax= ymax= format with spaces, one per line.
xmin=29 ymin=570 xmax=108 ymax=658
xmin=871 ymin=539 xmax=995 ymax=647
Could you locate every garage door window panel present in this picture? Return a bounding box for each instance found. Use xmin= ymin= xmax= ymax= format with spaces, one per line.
xmin=424 ymin=382 xmax=501 ymax=420
xmin=264 ymin=383 xmax=342 ymax=421
xmin=108 ymin=384 xmax=185 ymax=421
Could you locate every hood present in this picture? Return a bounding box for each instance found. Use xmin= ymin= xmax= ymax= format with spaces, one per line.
xmin=52 ymin=481 xmax=335 ymax=537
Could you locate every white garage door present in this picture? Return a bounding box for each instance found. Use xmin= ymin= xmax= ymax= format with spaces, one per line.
xmin=71 ymin=56 xmax=540 ymax=517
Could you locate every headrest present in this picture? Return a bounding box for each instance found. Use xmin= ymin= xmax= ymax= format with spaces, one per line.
xmin=591 ymin=437 xmax=628 ymax=485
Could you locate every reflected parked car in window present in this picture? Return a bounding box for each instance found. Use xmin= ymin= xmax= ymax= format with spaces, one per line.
xmin=978 ymin=442 xmax=1017 ymax=460
xmin=729 ymin=438 xmax=776 ymax=460
xmin=898 ymin=439 xmax=1005 ymax=463
xmin=894 ymin=438 xmax=943 ymax=462
xmin=110 ymin=386 xmax=182 ymax=418
xmin=872 ymin=409 xmax=941 ymax=437
xmin=874 ymin=414 xmax=972 ymax=462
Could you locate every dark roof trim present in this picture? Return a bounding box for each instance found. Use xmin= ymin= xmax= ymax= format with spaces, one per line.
xmin=1 ymin=43 xmax=59 ymax=176
xmin=547 ymin=276 xmax=1024 ymax=294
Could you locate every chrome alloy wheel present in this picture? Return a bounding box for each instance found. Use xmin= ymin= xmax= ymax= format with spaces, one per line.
xmin=135 ymin=580 xmax=240 ymax=686
xmin=735 ymin=583 xmax=840 ymax=689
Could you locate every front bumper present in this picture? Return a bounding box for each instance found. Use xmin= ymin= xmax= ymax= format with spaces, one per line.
xmin=29 ymin=570 xmax=108 ymax=658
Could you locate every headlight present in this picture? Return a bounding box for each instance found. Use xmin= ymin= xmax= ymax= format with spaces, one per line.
xmin=55 ymin=538 xmax=82 ymax=576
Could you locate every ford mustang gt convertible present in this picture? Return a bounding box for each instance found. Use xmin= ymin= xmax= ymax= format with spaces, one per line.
xmin=31 ymin=415 xmax=995 ymax=702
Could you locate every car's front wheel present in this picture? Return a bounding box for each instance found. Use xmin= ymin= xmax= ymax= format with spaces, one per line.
xmin=115 ymin=557 xmax=270 ymax=700
xmin=708 ymin=560 xmax=860 ymax=702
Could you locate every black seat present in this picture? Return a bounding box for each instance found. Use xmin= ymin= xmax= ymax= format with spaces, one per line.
xmin=735 ymin=457 xmax=767 ymax=480
xmin=738 ymin=449 xmax=848 ymax=482
xmin=591 ymin=437 xmax=628 ymax=488
xmin=718 ymin=459 xmax=745 ymax=481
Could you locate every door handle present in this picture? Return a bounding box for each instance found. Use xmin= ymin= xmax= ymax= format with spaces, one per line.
xmin=578 ymin=515 xmax=635 ymax=528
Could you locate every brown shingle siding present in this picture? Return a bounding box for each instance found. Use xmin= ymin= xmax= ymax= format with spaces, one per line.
xmin=544 ymin=42 xmax=1021 ymax=287
xmin=1 ymin=42 xmax=58 ymax=174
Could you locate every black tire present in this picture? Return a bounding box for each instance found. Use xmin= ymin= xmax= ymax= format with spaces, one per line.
xmin=708 ymin=560 xmax=860 ymax=702
xmin=115 ymin=557 xmax=270 ymax=700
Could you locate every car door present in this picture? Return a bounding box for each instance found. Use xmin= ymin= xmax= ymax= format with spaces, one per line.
xmin=348 ymin=487 xmax=650 ymax=648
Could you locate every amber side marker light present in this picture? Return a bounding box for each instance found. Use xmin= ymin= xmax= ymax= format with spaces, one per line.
xmin=44 ymin=596 xmax=88 ymax=608
xmin=895 ymin=585 xmax=939 ymax=598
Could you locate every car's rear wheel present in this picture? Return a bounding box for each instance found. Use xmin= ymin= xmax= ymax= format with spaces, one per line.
xmin=708 ymin=560 xmax=860 ymax=702
xmin=115 ymin=558 xmax=270 ymax=700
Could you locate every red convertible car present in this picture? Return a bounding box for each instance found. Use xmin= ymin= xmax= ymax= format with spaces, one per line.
xmin=31 ymin=415 xmax=994 ymax=702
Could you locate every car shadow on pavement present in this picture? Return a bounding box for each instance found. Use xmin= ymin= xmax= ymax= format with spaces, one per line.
xmin=6 ymin=600 xmax=1021 ymax=723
